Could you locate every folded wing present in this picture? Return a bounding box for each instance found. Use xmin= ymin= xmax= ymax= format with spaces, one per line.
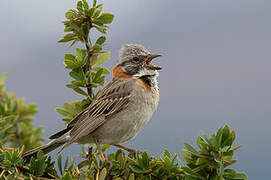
xmin=52 ymin=78 xmax=135 ymax=153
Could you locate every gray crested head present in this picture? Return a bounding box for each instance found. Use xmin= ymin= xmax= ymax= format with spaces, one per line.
xmin=117 ymin=44 xmax=150 ymax=65
xmin=117 ymin=44 xmax=162 ymax=77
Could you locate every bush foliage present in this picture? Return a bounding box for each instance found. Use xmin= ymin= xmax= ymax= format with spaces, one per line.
xmin=0 ymin=0 xmax=247 ymax=179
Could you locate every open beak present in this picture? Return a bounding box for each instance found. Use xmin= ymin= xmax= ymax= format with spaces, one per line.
xmin=145 ymin=54 xmax=162 ymax=70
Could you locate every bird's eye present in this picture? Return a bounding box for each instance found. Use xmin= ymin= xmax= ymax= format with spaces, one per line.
xmin=132 ymin=57 xmax=139 ymax=62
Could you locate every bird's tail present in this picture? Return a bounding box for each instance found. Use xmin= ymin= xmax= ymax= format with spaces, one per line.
xmin=22 ymin=140 xmax=65 ymax=161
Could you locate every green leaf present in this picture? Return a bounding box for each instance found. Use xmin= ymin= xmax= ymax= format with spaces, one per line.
xmin=164 ymin=149 xmax=171 ymax=158
xmin=135 ymin=153 xmax=144 ymax=167
xmin=184 ymin=142 xmax=198 ymax=154
xmin=93 ymin=24 xmax=107 ymax=34
xmin=221 ymin=125 xmax=230 ymax=146
xmin=77 ymin=1 xmax=83 ymax=13
xmin=75 ymin=48 xmax=88 ymax=67
xmin=64 ymin=54 xmax=80 ymax=69
xmin=216 ymin=126 xmax=224 ymax=147
xmin=181 ymin=149 xmax=193 ymax=164
xmin=0 ymin=104 xmax=5 ymax=115
xmin=129 ymin=173 xmax=135 ymax=180
xmin=28 ymin=151 xmax=47 ymax=176
xmin=64 ymin=156 xmax=69 ymax=171
xmin=72 ymin=80 xmax=85 ymax=87
xmin=92 ymin=43 xmax=102 ymax=51
xmin=75 ymin=48 xmax=84 ymax=61
xmin=197 ymin=135 xmax=208 ymax=149
xmin=93 ymin=67 xmax=110 ymax=74
xmin=55 ymin=108 xmax=70 ymax=116
xmin=142 ymin=151 xmax=150 ymax=169
xmin=61 ymin=171 xmax=72 ymax=180
xmin=95 ymin=13 xmax=114 ymax=24
xmin=58 ymin=33 xmax=76 ymax=43
xmin=129 ymin=164 xmax=143 ymax=174
xmin=69 ymin=40 xmax=79 ymax=47
xmin=87 ymin=7 xmax=95 ymax=17
xmin=77 ymin=160 xmax=89 ymax=169
xmin=69 ymin=71 xmax=82 ymax=81
xmin=96 ymin=76 xmax=105 ymax=86
xmin=93 ymin=52 xmax=111 ymax=67
xmin=224 ymin=168 xmax=248 ymax=179
xmin=64 ymin=25 xmax=72 ymax=32
xmin=220 ymin=145 xmax=231 ymax=152
xmin=101 ymin=144 xmax=111 ymax=152
xmin=57 ymin=154 xmax=63 ymax=175
xmin=90 ymin=55 xmax=98 ymax=66
xmin=72 ymin=87 xmax=88 ymax=97
xmin=0 ymin=72 xmax=7 ymax=86
xmin=65 ymin=9 xmax=77 ymax=19
xmin=62 ymin=102 xmax=76 ymax=114
xmin=82 ymin=0 xmax=89 ymax=10
xmin=67 ymin=21 xmax=80 ymax=31
xmin=92 ymin=69 xmax=103 ymax=83
xmin=69 ymin=69 xmax=86 ymax=81
xmin=224 ymin=131 xmax=236 ymax=147
xmin=93 ymin=36 xmax=106 ymax=50
xmin=200 ymin=130 xmax=211 ymax=145
xmin=96 ymin=36 xmax=106 ymax=45
xmin=99 ymin=168 xmax=107 ymax=180
xmin=93 ymin=0 xmax=97 ymax=7
xmin=92 ymin=4 xmax=103 ymax=18
xmin=66 ymin=84 xmax=74 ymax=89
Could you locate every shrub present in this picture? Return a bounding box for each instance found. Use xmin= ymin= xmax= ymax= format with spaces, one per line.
xmin=0 ymin=1 xmax=247 ymax=179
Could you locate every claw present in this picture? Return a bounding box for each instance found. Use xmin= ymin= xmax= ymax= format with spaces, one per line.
xmin=112 ymin=144 xmax=139 ymax=156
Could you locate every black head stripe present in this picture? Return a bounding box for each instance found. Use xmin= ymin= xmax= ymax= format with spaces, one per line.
xmin=139 ymin=75 xmax=155 ymax=87
xmin=119 ymin=61 xmax=142 ymax=75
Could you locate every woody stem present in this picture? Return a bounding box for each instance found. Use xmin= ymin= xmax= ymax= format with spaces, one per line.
xmin=84 ymin=42 xmax=93 ymax=98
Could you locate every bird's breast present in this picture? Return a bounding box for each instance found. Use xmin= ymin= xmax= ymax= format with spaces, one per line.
xmin=89 ymin=82 xmax=160 ymax=144
xmin=114 ymin=82 xmax=159 ymax=141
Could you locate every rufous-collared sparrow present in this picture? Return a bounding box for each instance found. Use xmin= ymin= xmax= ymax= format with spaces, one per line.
xmin=23 ymin=44 xmax=162 ymax=162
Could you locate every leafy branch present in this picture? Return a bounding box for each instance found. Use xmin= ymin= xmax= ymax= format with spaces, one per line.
xmin=56 ymin=0 xmax=113 ymax=124
xmin=0 ymin=0 xmax=247 ymax=179
xmin=0 ymin=73 xmax=43 ymax=151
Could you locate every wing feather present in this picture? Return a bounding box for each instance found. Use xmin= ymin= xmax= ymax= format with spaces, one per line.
xmin=65 ymin=78 xmax=134 ymax=144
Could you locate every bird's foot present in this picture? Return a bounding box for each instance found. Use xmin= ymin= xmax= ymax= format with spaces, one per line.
xmin=112 ymin=144 xmax=139 ymax=158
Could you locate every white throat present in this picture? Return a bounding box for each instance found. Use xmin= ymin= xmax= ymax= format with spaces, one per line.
xmin=134 ymin=72 xmax=159 ymax=90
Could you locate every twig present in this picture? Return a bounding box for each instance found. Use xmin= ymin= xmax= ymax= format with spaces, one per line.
xmin=84 ymin=42 xmax=93 ymax=98
xmin=0 ymin=170 xmax=6 ymax=179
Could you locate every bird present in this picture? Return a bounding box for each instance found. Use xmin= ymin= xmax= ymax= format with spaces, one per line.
xmin=23 ymin=44 xmax=162 ymax=162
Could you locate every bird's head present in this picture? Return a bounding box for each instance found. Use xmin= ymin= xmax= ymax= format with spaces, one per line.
xmin=115 ymin=44 xmax=162 ymax=78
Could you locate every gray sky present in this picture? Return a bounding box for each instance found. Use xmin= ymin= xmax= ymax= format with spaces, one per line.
xmin=1 ymin=0 xmax=271 ymax=178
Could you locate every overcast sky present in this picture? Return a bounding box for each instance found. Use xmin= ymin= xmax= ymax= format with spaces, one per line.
xmin=1 ymin=0 xmax=271 ymax=178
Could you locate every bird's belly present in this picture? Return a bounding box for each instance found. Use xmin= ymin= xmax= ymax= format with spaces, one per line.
xmin=92 ymin=105 xmax=154 ymax=144
xmin=84 ymin=90 xmax=159 ymax=144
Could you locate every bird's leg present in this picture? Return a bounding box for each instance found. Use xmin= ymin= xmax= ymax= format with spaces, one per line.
xmin=112 ymin=144 xmax=138 ymax=154
xmin=95 ymin=140 xmax=105 ymax=166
